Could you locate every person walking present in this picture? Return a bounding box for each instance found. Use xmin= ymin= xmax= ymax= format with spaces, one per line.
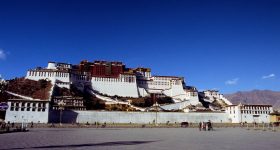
xmin=199 ymin=122 xmax=202 ymax=131
xmin=202 ymin=122 xmax=206 ymax=131
xmin=208 ymin=120 xmax=212 ymax=131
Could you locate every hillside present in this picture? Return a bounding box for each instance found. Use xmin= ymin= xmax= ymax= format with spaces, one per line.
xmin=225 ymin=90 xmax=280 ymax=110
xmin=6 ymin=78 xmax=52 ymax=100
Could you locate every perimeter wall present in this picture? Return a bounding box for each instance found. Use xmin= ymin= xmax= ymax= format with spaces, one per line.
xmin=49 ymin=110 xmax=230 ymax=124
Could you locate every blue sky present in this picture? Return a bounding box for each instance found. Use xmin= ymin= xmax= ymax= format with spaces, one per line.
xmin=0 ymin=0 xmax=279 ymax=94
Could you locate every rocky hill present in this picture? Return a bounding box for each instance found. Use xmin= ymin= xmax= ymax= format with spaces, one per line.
xmin=0 ymin=78 xmax=52 ymax=101
xmin=6 ymin=78 xmax=52 ymax=100
xmin=225 ymin=90 xmax=280 ymax=110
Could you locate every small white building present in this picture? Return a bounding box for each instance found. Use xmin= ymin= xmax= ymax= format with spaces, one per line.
xmin=226 ymin=103 xmax=273 ymax=123
xmin=5 ymin=99 xmax=49 ymax=123
xmin=199 ymin=90 xmax=232 ymax=105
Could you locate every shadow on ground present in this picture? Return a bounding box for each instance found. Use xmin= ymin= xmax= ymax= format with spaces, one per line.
xmin=6 ymin=140 xmax=158 ymax=150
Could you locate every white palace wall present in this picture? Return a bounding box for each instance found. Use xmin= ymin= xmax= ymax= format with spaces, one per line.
xmin=26 ymin=70 xmax=90 ymax=90
xmin=26 ymin=70 xmax=70 ymax=84
xmin=91 ymin=75 xmax=139 ymax=98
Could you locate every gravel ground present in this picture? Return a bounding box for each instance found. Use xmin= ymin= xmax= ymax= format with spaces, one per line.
xmin=0 ymin=128 xmax=279 ymax=150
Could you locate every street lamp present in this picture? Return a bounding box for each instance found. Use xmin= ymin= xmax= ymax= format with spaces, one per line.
xmin=58 ymin=101 xmax=66 ymax=126
xmin=152 ymin=94 xmax=158 ymax=126
xmin=155 ymin=101 xmax=159 ymax=126
xmin=21 ymin=116 xmax=24 ymax=130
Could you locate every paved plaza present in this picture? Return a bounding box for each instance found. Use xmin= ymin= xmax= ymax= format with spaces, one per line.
xmin=0 ymin=128 xmax=279 ymax=150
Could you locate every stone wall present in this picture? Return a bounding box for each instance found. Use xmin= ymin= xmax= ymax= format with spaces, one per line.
xmin=49 ymin=110 xmax=230 ymax=124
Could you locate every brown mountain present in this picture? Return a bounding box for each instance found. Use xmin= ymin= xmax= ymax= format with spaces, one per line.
xmin=225 ymin=90 xmax=280 ymax=110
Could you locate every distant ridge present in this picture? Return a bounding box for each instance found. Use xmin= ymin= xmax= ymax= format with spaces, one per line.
xmin=225 ymin=90 xmax=280 ymax=110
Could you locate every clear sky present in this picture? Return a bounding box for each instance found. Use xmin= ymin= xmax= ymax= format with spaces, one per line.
xmin=0 ymin=0 xmax=279 ymax=94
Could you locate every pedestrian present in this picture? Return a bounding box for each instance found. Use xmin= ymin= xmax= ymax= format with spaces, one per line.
xmin=199 ymin=122 xmax=202 ymax=131
xmin=202 ymin=122 xmax=206 ymax=131
xmin=208 ymin=120 xmax=212 ymax=131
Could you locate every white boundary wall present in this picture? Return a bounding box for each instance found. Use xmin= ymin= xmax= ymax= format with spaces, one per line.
xmin=50 ymin=111 xmax=230 ymax=124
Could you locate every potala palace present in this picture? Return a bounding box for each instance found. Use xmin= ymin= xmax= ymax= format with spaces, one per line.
xmin=2 ymin=60 xmax=275 ymax=124
xmin=26 ymin=61 xmax=200 ymax=104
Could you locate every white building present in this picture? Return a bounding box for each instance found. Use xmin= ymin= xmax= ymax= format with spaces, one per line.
xmin=137 ymin=75 xmax=200 ymax=104
xmin=199 ymin=90 xmax=232 ymax=105
xmin=5 ymin=99 xmax=49 ymax=123
xmin=25 ymin=61 xmax=201 ymax=105
xmin=26 ymin=62 xmax=90 ymax=90
xmin=226 ymin=103 xmax=273 ymax=123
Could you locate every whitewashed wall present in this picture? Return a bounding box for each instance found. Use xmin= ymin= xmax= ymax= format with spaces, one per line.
xmin=160 ymin=100 xmax=191 ymax=110
xmin=138 ymin=78 xmax=192 ymax=101
xmin=5 ymin=102 xmax=49 ymax=123
xmin=91 ymin=76 xmax=139 ymax=98
xmin=50 ymin=110 xmax=229 ymax=124
xmin=26 ymin=71 xmax=70 ymax=83
xmin=225 ymin=106 xmax=273 ymax=123
xmin=26 ymin=71 xmax=71 ymax=88
xmin=137 ymin=87 xmax=149 ymax=97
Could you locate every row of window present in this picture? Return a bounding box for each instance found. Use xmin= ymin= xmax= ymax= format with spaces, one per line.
xmin=29 ymin=71 xmax=69 ymax=78
xmin=229 ymin=110 xmax=270 ymax=114
xmin=228 ymin=106 xmax=271 ymax=111
xmin=53 ymin=99 xmax=84 ymax=106
xmin=56 ymin=64 xmax=71 ymax=69
xmin=153 ymin=77 xmax=179 ymax=81
xmin=138 ymin=81 xmax=180 ymax=86
xmin=241 ymin=107 xmax=271 ymax=110
xmin=52 ymin=106 xmax=86 ymax=111
xmin=187 ymin=92 xmax=198 ymax=97
xmin=231 ymin=115 xmax=268 ymax=119
xmin=72 ymin=74 xmax=89 ymax=81
xmin=10 ymin=102 xmax=47 ymax=112
xmin=241 ymin=110 xmax=270 ymax=114
xmin=29 ymin=71 xmax=89 ymax=81
xmin=93 ymin=77 xmax=135 ymax=83
xmin=138 ymin=81 xmax=170 ymax=86
xmin=205 ymin=92 xmax=219 ymax=96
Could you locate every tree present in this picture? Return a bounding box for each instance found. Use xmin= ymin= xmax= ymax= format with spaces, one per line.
xmin=0 ymin=80 xmax=8 ymax=101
